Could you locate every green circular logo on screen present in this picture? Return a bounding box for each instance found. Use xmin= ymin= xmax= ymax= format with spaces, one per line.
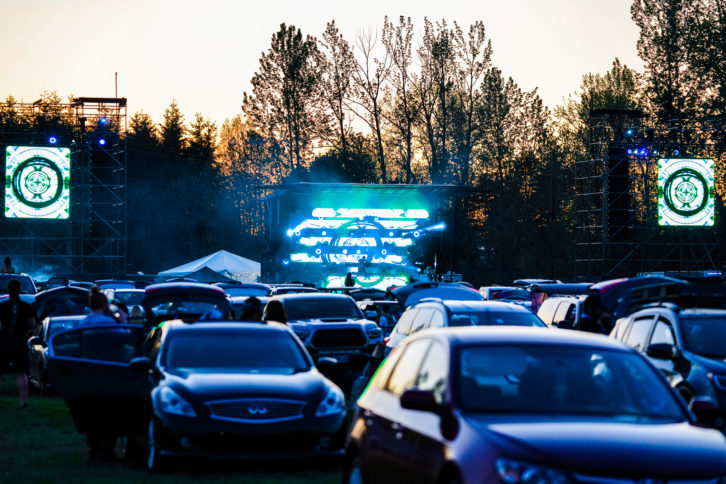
xmin=657 ymin=158 xmax=715 ymax=226
xmin=663 ymin=168 xmax=709 ymax=217
xmin=12 ymin=157 xmax=64 ymax=209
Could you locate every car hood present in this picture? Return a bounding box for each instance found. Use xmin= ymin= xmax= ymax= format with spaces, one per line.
xmin=467 ymin=417 xmax=726 ymax=477
xmin=165 ymin=368 xmax=327 ymax=402
xmin=689 ymin=352 xmax=726 ymax=372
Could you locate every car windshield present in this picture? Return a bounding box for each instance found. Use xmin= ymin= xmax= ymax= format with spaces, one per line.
xmin=148 ymin=297 xmax=226 ymax=320
xmin=489 ymin=289 xmax=530 ymax=301
xmin=285 ymin=298 xmax=362 ymax=320
xmin=223 ymin=287 xmax=269 ymax=297
xmin=113 ymin=291 xmax=145 ymax=306
xmin=164 ymin=330 xmax=310 ymax=374
xmin=450 ymin=311 xmax=545 ymax=327
xmin=680 ymin=316 xmax=726 ymax=358
xmin=457 ymin=345 xmax=684 ymax=420
xmin=0 ymin=276 xmax=35 ymax=294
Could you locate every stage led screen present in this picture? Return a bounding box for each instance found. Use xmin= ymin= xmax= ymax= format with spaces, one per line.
xmin=657 ymin=158 xmax=715 ymax=227
xmin=5 ymin=146 xmax=70 ymax=219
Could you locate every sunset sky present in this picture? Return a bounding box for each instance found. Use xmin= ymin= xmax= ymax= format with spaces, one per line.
xmin=0 ymin=0 xmax=642 ymax=126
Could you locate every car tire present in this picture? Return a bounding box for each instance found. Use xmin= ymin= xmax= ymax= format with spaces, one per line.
xmin=146 ymin=418 xmax=167 ymax=472
xmin=342 ymin=454 xmax=364 ymax=484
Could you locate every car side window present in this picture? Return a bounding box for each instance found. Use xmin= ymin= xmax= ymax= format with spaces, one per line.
xmin=414 ymin=341 xmax=448 ymax=404
xmin=385 ymin=339 xmax=431 ymax=397
xmin=395 ymin=309 xmax=418 ymax=335
xmin=429 ymin=310 xmax=445 ymax=329
xmin=650 ymin=318 xmax=675 ymax=346
xmin=553 ymin=302 xmax=573 ymax=324
xmin=536 ymin=300 xmax=559 ymax=325
xmin=410 ymin=308 xmax=434 ymax=334
xmin=623 ymin=316 xmax=654 ymax=351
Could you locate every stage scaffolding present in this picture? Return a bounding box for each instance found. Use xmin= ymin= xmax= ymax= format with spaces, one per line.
xmin=575 ymin=109 xmax=720 ymax=280
xmin=0 ymin=97 xmax=127 ymax=277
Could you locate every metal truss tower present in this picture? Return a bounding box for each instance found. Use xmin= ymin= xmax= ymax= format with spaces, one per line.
xmin=575 ymin=109 xmax=719 ymax=280
xmin=0 ymin=97 xmax=127 ymax=278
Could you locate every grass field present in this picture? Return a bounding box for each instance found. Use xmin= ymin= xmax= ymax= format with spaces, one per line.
xmin=0 ymin=377 xmax=339 ymax=484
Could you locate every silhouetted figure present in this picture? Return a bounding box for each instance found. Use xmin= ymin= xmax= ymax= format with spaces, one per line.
xmin=0 ymin=279 xmax=37 ymax=406
xmin=81 ymin=286 xmax=117 ymax=326
xmin=1 ymin=257 xmax=15 ymax=274
xmin=344 ymin=272 xmax=355 ymax=287
xmin=578 ymin=294 xmax=608 ymax=334
xmin=239 ymin=297 xmax=263 ymax=321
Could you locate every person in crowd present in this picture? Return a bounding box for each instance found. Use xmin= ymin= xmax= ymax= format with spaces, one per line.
xmin=109 ymin=301 xmax=129 ymax=324
xmin=81 ymin=286 xmax=118 ymax=326
xmin=239 ymin=297 xmax=263 ymax=321
xmin=1 ymin=257 xmax=15 ymax=274
xmin=344 ymin=272 xmax=355 ymax=287
xmin=0 ymin=279 xmax=37 ymax=407
xmin=578 ymin=294 xmax=608 ymax=334
xmin=378 ymin=305 xmax=393 ymax=333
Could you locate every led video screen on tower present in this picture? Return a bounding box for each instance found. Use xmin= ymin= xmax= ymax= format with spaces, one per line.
xmin=5 ymin=146 xmax=70 ymax=219
xmin=657 ymin=158 xmax=715 ymax=227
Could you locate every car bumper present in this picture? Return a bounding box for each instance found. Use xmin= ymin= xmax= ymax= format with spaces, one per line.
xmin=154 ymin=411 xmax=346 ymax=458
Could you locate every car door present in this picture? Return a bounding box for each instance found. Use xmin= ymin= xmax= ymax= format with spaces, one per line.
xmin=46 ymin=325 xmax=150 ymax=437
xmin=27 ymin=321 xmax=45 ymax=385
xmin=621 ymin=314 xmax=656 ymax=352
xmin=646 ymin=316 xmax=679 ymax=383
xmin=389 ymin=340 xmax=449 ymax=483
xmin=364 ymin=339 xmax=431 ymax=482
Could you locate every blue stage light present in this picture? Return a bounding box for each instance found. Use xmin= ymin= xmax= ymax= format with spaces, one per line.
xmin=342 ymin=249 xmax=348 ymax=255
xmin=627 ymin=149 xmax=633 ymax=155
xmin=381 ymin=249 xmax=387 ymax=255
xmin=287 ymin=229 xmax=294 ymax=237
xmin=626 ymin=129 xmax=634 ymax=136
xmin=322 ymin=231 xmax=327 ymax=236
xmin=315 ymin=248 xmax=322 ymax=255
xmin=99 ymin=117 xmax=109 ymax=126
xmin=283 ymin=259 xmax=290 ymax=266
xmin=48 ymin=136 xmax=57 ymax=145
xmin=389 ymin=232 xmax=394 ymax=237
xmin=674 ymin=149 xmax=680 ymax=156
xmin=98 ymin=138 xmax=106 ymax=146
xmin=413 ymin=231 xmax=420 ymax=238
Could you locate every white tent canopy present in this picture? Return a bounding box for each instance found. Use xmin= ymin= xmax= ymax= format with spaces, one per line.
xmin=159 ymin=250 xmax=261 ymax=282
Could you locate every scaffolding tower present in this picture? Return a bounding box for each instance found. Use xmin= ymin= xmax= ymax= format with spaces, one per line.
xmin=0 ymin=97 xmax=127 ymax=278
xmin=575 ymin=109 xmax=719 ymax=280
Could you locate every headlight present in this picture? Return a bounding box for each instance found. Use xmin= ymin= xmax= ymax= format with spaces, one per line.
xmin=158 ymin=386 xmax=197 ymax=417
xmin=315 ymin=385 xmax=345 ymax=417
xmin=366 ymin=327 xmax=382 ymax=340
xmin=294 ymin=329 xmax=310 ymax=340
xmin=496 ymin=459 xmax=571 ymax=484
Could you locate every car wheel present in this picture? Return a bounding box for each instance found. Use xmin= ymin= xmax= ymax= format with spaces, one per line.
xmin=146 ymin=418 xmax=167 ymax=472
xmin=342 ymin=454 xmax=364 ymax=484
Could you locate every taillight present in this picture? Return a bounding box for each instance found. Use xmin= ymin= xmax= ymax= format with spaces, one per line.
xmin=384 ymin=337 xmax=390 ymax=344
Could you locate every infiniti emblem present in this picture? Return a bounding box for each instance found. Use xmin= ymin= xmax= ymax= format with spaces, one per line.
xmin=248 ymin=406 xmax=268 ymax=415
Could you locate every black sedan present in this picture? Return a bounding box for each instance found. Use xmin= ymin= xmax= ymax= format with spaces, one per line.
xmin=343 ymin=327 xmax=726 ymax=483
xmin=47 ymin=320 xmax=346 ymax=470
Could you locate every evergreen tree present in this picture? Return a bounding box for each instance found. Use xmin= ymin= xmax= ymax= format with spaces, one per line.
xmin=128 ymin=110 xmax=158 ymax=146
xmin=159 ymin=99 xmax=186 ymax=153
xmin=187 ymin=112 xmax=217 ymax=161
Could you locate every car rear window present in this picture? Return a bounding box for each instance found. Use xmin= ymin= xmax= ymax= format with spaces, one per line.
xmin=285 ymin=298 xmax=362 ymax=321
xmin=0 ymin=275 xmax=35 ymax=294
xmin=450 ymin=311 xmax=545 ymax=327
xmin=164 ymin=330 xmax=310 ymax=373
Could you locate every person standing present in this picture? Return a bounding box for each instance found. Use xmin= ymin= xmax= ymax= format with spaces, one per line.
xmin=0 ymin=279 xmax=37 ymax=407
xmin=1 ymin=257 xmax=15 ymax=274
xmin=81 ymin=286 xmax=118 ymax=326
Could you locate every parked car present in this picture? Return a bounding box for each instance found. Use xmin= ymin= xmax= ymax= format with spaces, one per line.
xmin=343 ymin=326 xmax=726 ymax=484
xmin=268 ymin=285 xmax=319 ymax=296
xmin=389 ymin=282 xmax=484 ymax=308
xmin=141 ymin=282 xmax=231 ymax=331
xmin=27 ymin=315 xmax=85 ymax=394
xmin=263 ymin=293 xmax=382 ymax=363
xmin=0 ymin=273 xmax=37 ymax=303
xmin=529 ymin=282 xmax=592 ymax=313
xmin=102 ymin=288 xmax=146 ymax=322
xmin=536 ymin=295 xmax=586 ymax=328
xmin=610 ymin=302 xmax=726 ymax=427
xmin=46 ymin=320 xmax=346 ymax=469
xmin=479 ymin=286 xmax=532 ymax=310
xmin=384 ymin=300 xmax=545 ymax=355
xmin=356 ymin=299 xmax=403 ymax=333
xmin=33 ymin=285 xmax=89 ymax=320
xmin=213 ymin=282 xmax=271 ymax=298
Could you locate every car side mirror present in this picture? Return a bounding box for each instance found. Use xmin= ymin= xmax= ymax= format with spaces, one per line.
xmin=555 ymin=320 xmax=574 ymax=329
xmin=28 ymin=336 xmax=44 ymax=347
xmin=646 ymin=343 xmax=677 ymax=360
xmin=690 ymin=396 xmax=719 ymax=425
xmin=400 ymin=389 xmax=440 ymax=413
xmin=129 ymin=356 xmax=152 ymax=373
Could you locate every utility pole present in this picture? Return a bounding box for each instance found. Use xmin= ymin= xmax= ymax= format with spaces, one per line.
xmin=115 ymin=72 xmax=118 ymax=98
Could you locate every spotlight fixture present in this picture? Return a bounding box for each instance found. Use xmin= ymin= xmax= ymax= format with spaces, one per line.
xmin=98 ymin=138 xmax=106 ymax=146
xmin=98 ymin=117 xmax=109 ymax=126
xmin=48 ymin=136 xmax=57 ymax=145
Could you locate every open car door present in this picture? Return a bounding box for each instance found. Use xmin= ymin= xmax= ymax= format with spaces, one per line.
xmin=46 ymin=325 xmax=150 ymax=453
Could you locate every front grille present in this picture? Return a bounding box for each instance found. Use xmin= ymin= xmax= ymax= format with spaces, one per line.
xmin=311 ymin=328 xmax=366 ymax=348
xmin=191 ymin=432 xmax=321 ymax=454
xmin=207 ymin=399 xmax=304 ymax=422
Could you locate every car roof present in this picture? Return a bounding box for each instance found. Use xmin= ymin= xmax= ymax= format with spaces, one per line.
xmin=414 ymin=326 xmax=630 ymax=351
xmin=270 ymin=293 xmax=354 ymax=301
xmin=676 ymin=308 xmax=726 ymax=317
xmin=164 ymin=320 xmax=287 ymax=333
xmin=144 ymin=282 xmax=226 ymax=295
xmin=418 ymin=300 xmax=532 ymax=312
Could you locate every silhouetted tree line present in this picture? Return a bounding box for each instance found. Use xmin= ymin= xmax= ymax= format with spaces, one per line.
xmin=2 ymin=1 xmax=726 ymax=282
